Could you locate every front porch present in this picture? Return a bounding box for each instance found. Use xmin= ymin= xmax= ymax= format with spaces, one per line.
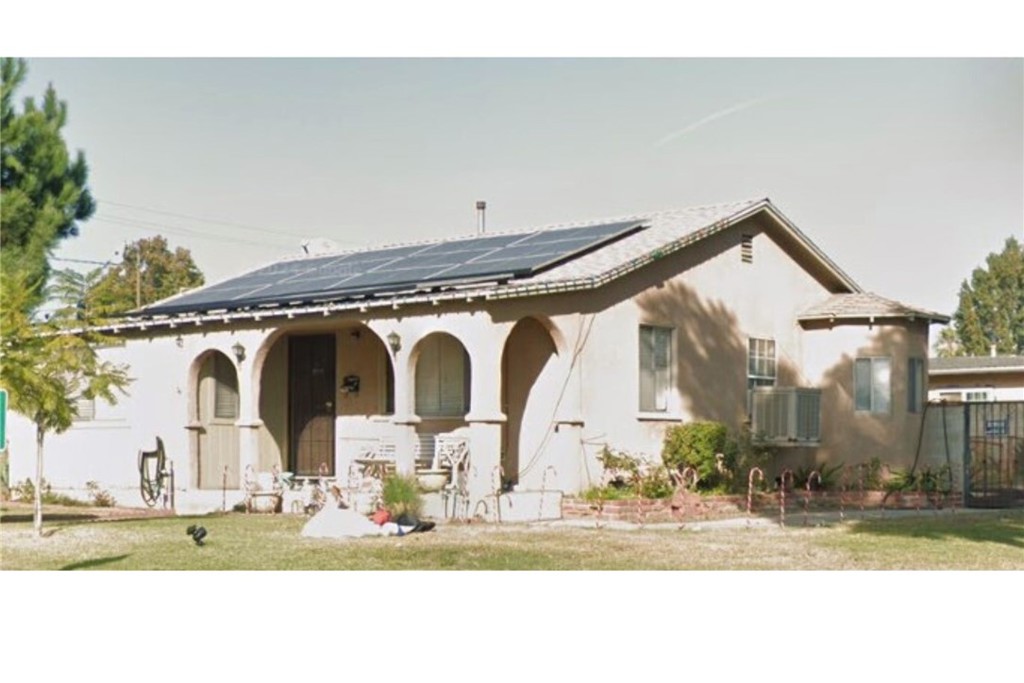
xmin=181 ymin=313 xmax=584 ymax=519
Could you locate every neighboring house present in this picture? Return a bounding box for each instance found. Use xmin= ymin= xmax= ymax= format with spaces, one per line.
xmin=928 ymin=356 xmax=1024 ymax=403
xmin=6 ymin=198 xmax=950 ymax=515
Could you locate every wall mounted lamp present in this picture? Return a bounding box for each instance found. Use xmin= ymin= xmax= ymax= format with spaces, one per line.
xmin=387 ymin=331 xmax=401 ymax=355
xmin=232 ymin=341 xmax=246 ymax=364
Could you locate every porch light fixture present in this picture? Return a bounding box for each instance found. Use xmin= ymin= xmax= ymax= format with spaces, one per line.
xmin=232 ymin=341 xmax=246 ymax=364
xmin=175 ymin=335 xmax=184 ymax=348
xmin=387 ymin=331 xmax=401 ymax=355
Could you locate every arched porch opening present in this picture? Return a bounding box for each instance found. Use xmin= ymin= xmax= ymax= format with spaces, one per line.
xmin=410 ymin=332 xmax=472 ymax=463
xmin=190 ymin=349 xmax=241 ymax=489
xmin=254 ymin=323 xmax=396 ymax=478
xmin=500 ymin=317 xmax=560 ymax=489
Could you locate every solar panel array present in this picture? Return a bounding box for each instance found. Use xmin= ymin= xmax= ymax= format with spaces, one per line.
xmin=142 ymin=220 xmax=645 ymax=316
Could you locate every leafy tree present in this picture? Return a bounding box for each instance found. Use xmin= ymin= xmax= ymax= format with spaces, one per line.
xmin=942 ymin=237 xmax=1024 ymax=356
xmin=0 ymin=268 xmax=131 ymax=536
xmin=1 ymin=58 xmax=95 ymax=307
xmin=89 ymin=236 xmax=205 ymax=314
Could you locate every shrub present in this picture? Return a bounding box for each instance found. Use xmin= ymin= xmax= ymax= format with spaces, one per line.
xmin=13 ymin=478 xmax=89 ymax=506
xmin=662 ymin=421 xmax=733 ymax=490
xmin=589 ymin=448 xmax=675 ymax=500
xmin=730 ymin=425 xmax=775 ymax=480
xmin=381 ymin=473 xmax=424 ymax=519
xmin=793 ymin=463 xmax=844 ymax=491
xmin=86 ymin=481 xmax=117 ymax=508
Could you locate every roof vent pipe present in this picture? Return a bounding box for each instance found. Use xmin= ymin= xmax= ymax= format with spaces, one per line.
xmin=476 ymin=200 xmax=487 ymax=235
xmin=991 ymin=343 xmax=997 ymax=358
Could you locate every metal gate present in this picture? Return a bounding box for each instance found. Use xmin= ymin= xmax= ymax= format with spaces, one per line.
xmin=965 ymin=401 xmax=1024 ymax=508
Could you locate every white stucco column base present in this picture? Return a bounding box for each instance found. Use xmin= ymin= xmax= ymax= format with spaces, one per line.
xmin=551 ymin=420 xmax=586 ymax=494
xmin=236 ymin=420 xmax=263 ymax=476
xmin=391 ymin=414 xmax=422 ymax=475
xmin=465 ymin=416 xmax=505 ymax=514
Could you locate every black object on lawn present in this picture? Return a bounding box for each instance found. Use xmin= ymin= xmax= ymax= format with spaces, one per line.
xmin=186 ymin=525 xmax=207 ymax=546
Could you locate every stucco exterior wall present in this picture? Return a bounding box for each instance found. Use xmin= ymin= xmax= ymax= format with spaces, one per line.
xmin=5 ymin=215 xmax=938 ymax=509
xmin=799 ymin=320 xmax=931 ymax=470
xmin=553 ymin=217 xmax=834 ymax=475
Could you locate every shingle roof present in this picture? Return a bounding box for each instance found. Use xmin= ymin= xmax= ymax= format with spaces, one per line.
xmin=929 ymin=356 xmax=1024 ymax=374
xmin=798 ymin=292 xmax=950 ymax=324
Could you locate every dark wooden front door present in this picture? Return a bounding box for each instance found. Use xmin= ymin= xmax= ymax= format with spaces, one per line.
xmin=289 ymin=334 xmax=336 ymax=476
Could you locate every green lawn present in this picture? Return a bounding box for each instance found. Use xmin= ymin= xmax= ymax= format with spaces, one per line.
xmin=2 ymin=504 xmax=1023 ymax=570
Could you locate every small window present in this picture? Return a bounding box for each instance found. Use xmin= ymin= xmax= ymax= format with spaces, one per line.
xmin=73 ymin=395 xmax=96 ymax=422
xmin=747 ymin=338 xmax=776 ymax=389
xmin=639 ymin=325 xmax=673 ymax=412
xmin=213 ymin=354 xmax=240 ymax=420
xmin=854 ymin=357 xmax=891 ymax=414
xmin=965 ymin=390 xmax=992 ymax=403
xmin=741 ymin=234 xmax=753 ymax=263
xmin=907 ymin=357 xmax=925 ymax=413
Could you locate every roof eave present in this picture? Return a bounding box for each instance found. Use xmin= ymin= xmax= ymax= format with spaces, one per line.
xmin=929 ymin=366 xmax=1024 ymax=376
xmin=797 ymin=312 xmax=951 ymax=325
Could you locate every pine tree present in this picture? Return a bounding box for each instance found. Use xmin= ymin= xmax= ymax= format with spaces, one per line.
xmin=946 ymin=237 xmax=1024 ymax=356
xmin=1 ymin=58 xmax=96 ymax=306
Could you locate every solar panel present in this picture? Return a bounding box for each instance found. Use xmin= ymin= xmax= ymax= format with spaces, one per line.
xmin=141 ymin=219 xmax=645 ymax=316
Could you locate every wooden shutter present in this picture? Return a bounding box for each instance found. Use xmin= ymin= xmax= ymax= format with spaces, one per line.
xmin=213 ymin=354 xmax=239 ymax=419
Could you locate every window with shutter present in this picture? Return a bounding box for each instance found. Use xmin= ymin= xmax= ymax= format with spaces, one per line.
xmin=213 ymin=353 xmax=239 ymax=420
xmin=907 ymin=357 xmax=924 ymax=413
xmin=415 ymin=335 xmax=470 ymax=417
xmin=73 ymin=395 xmax=96 ymax=421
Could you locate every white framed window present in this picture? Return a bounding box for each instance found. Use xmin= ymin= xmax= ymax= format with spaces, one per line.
xmin=907 ymin=357 xmax=925 ymax=413
xmin=854 ymin=357 xmax=891 ymax=414
xmin=415 ymin=335 xmax=470 ymax=418
xmin=748 ymin=338 xmax=776 ymax=389
xmin=639 ymin=325 xmax=673 ymax=412
xmin=965 ymin=390 xmax=993 ymax=403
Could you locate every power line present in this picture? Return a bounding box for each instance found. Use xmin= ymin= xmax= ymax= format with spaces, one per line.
xmin=51 ymin=256 xmax=114 ymax=266
xmin=97 ymin=198 xmax=300 ymax=238
xmin=96 ymin=197 xmax=363 ymax=244
xmin=90 ymin=213 xmax=298 ymax=249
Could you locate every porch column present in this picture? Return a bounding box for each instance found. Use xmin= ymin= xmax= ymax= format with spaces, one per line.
xmin=464 ymin=327 xmax=508 ymax=508
xmin=234 ymin=332 xmax=262 ymax=479
xmin=552 ymin=325 xmax=586 ymax=493
xmin=388 ymin=343 xmax=420 ymax=475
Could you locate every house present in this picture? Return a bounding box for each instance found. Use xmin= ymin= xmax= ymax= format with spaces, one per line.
xmin=928 ymin=355 xmax=1024 ymax=403
xmin=6 ymin=198 xmax=950 ymax=517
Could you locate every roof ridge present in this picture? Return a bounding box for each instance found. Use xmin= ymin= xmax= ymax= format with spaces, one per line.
xmin=271 ymin=197 xmax=768 ymax=264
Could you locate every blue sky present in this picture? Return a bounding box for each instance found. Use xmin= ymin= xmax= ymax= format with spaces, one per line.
xmin=18 ymin=57 xmax=1023 ymax=330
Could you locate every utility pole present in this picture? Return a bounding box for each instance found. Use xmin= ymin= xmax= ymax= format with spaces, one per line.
xmin=135 ymin=249 xmax=142 ymax=308
xmin=123 ymin=241 xmax=141 ymax=308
